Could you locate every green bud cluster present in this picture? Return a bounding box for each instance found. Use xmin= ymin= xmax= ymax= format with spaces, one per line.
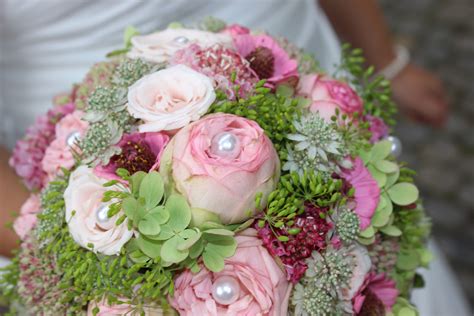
xmin=112 ymin=58 xmax=155 ymax=88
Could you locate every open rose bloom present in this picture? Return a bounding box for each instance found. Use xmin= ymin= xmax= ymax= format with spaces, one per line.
xmin=5 ymin=20 xmax=430 ymax=316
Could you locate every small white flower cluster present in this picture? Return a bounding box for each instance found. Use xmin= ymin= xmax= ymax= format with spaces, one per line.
xmin=283 ymin=113 xmax=351 ymax=177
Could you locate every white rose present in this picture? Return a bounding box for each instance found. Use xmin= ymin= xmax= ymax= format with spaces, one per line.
xmin=64 ymin=166 xmax=133 ymax=255
xmin=127 ymin=64 xmax=216 ymax=132
xmin=127 ymin=28 xmax=233 ymax=64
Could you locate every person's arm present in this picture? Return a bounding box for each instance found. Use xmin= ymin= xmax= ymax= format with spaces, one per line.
xmin=0 ymin=146 xmax=28 ymax=257
xmin=319 ymin=0 xmax=449 ymax=127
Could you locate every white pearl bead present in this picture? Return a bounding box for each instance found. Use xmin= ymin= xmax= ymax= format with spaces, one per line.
xmin=211 ymin=276 xmax=240 ymax=305
xmin=66 ymin=131 xmax=81 ymax=147
xmin=387 ymin=135 xmax=402 ymax=158
xmin=174 ymin=36 xmax=189 ymax=44
xmin=210 ymin=132 xmax=240 ymax=159
xmin=96 ymin=204 xmax=110 ymax=224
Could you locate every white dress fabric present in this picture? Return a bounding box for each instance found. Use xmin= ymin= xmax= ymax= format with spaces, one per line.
xmin=0 ymin=1 xmax=470 ymax=315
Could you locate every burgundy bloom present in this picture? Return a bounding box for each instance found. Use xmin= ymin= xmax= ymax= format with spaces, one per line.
xmin=256 ymin=204 xmax=332 ymax=283
xmin=94 ymin=132 xmax=169 ymax=180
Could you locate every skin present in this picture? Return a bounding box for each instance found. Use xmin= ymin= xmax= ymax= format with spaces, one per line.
xmin=320 ymin=0 xmax=449 ymax=127
xmin=0 ymin=1 xmax=450 ymax=256
xmin=0 ymin=146 xmax=28 ymax=257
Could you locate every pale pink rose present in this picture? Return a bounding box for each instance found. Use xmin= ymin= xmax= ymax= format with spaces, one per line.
xmin=42 ymin=110 xmax=88 ymax=181
xmin=339 ymin=244 xmax=372 ymax=311
xmin=127 ymin=65 xmax=216 ymax=133
xmin=297 ymin=74 xmax=363 ymax=122
xmin=127 ymin=28 xmax=233 ymax=64
xmin=64 ymin=166 xmax=133 ymax=255
xmin=170 ymin=229 xmax=292 ymax=316
xmin=160 ymin=113 xmax=280 ymax=224
xmin=13 ymin=194 xmax=41 ymax=240
xmin=87 ymin=298 xmax=163 ymax=316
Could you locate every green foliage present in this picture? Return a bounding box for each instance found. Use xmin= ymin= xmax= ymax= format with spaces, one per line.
xmin=209 ymin=81 xmax=303 ymax=159
xmin=198 ymin=16 xmax=227 ymax=32
xmin=107 ymin=170 xmax=238 ymax=273
xmin=106 ymin=25 xmax=140 ymax=57
xmin=336 ymin=44 xmax=397 ymax=126
xmin=358 ymin=140 xmax=420 ymax=244
xmin=258 ymin=170 xmax=344 ymax=236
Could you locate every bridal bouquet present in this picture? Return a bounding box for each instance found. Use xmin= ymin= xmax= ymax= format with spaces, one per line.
xmin=2 ymin=18 xmax=431 ymax=316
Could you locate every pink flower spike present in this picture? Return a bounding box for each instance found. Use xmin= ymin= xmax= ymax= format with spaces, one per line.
xmin=341 ymin=157 xmax=380 ymax=230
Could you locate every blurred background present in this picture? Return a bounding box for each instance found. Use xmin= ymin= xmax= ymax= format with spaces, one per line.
xmin=381 ymin=0 xmax=474 ymax=308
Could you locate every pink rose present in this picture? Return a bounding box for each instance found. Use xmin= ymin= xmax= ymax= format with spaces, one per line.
xmin=127 ymin=28 xmax=233 ymax=64
xmin=160 ymin=113 xmax=280 ymax=224
xmin=64 ymin=166 xmax=133 ymax=255
xmin=13 ymin=194 xmax=41 ymax=240
xmin=297 ymin=74 xmax=363 ymax=122
xmin=127 ymin=65 xmax=216 ymax=133
xmin=365 ymin=115 xmax=389 ymax=143
xmin=170 ymin=229 xmax=292 ymax=316
xmin=87 ymin=298 xmax=163 ymax=316
xmin=42 ymin=110 xmax=88 ymax=181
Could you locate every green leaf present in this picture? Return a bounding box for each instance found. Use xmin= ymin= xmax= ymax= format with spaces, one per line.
xmin=130 ymin=171 xmax=147 ymax=197
xmin=161 ymin=235 xmax=189 ymax=263
xmin=387 ymin=183 xmax=419 ymax=206
xmin=189 ymin=239 xmax=205 ymax=259
xmin=166 ymin=194 xmax=191 ymax=232
xmin=418 ymin=248 xmax=433 ymax=266
xmin=358 ymin=149 xmax=371 ymax=164
xmin=203 ymin=229 xmax=235 ymax=236
xmin=358 ymin=235 xmax=376 ymax=245
xmin=202 ymin=248 xmax=225 ymax=272
xmin=177 ymin=229 xmax=202 ymax=251
xmin=374 ymin=160 xmax=399 ymax=174
xmin=129 ymin=249 xmax=150 ymax=263
xmin=368 ymin=165 xmax=387 ymax=187
xmin=123 ymin=25 xmax=139 ymax=48
xmin=206 ymin=238 xmax=237 ymax=258
xmin=385 ymin=169 xmax=400 ymax=187
xmin=138 ymin=208 xmax=167 ymax=236
xmin=359 ymin=225 xmax=375 ymax=238
xmin=397 ymin=307 xmax=417 ymax=316
xmin=136 ymin=235 xmax=162 ymax=258
xmin=139 ymin=171 xmax=164 ymax=209
xmin=122 ymin=197 xmax=138 ymax=221
xmin=225 ymin=218 xmax=255 ymax=232
xmin=276 ymin=85 xmax=294 ymax=98
xmin=396 ymin=251 xmax=420 ymax=271
xmin=370 ymin=140 xmax=392 ymax=161
xmin=380 ymin=225 xmax=402 ymax=237
xmin=371 ymin=206 xmax=391 ymax=228
xmin=149 ymin=224 xmax=174 ymax=241
xmin=190 ymin=207 xmax=220 ymax=228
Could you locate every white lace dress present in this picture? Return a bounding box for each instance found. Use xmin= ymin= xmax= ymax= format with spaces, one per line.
xmin=0 ymin=1 xmax=470 ymax=315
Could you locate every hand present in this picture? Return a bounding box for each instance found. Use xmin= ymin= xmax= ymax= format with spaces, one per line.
xmin=390 ymin=63 xmax=449 ymax=127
